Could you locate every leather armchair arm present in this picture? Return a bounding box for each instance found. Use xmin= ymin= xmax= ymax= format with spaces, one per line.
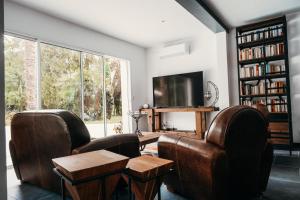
xmin=9 ymin=140 xmax=22 ymax=180
xmin=72 ymin=134 xmax=140 ymax=158
xmin=158 ymin=134 xmax=228 ymax=200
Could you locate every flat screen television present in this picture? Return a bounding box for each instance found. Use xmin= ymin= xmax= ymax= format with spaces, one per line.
xmin=153 ymin=71 xmax=204 ymax=108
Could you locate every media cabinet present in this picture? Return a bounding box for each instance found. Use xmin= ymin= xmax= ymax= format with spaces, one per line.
xmin=140 ymin=107 xmax=216 ymax=139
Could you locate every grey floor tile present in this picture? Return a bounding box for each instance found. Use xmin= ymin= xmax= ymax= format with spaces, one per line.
xmin=7 ymin=150 xmax=300 ymax=200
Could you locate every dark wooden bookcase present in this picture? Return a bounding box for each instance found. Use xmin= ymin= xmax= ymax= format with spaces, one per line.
xmin=236 ymin=16 xmax=293 ymax=153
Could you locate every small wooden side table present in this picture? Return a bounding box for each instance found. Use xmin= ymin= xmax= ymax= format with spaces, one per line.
xmin=123 ymin=155 xmax=174 ymax=200
xmin=52 ymin=150 xmax=129 ymax=200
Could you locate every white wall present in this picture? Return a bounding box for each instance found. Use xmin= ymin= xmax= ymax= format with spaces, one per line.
xmin=286 ymin=12 xmax=300 ymax=143
xmin=4 ymin=1 xmax=147 ymax=131
xmin=227 ymin=12 xmax=300 ymax=143
xmin=145 ymin=29 xmax=230 ymax=131
xmin=227 ymin=29 xmax=239 ymax=106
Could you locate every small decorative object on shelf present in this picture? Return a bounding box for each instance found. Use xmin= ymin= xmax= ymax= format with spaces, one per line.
xmin=236 ymin=16 xmax=293 ymax=154
xmin=142 ymin=103 xmax=150 ymax=109
xmin=204 ymin=81 xmax=219 ymax=108
xmin=128 ymin=111 xmax=146 ymax=136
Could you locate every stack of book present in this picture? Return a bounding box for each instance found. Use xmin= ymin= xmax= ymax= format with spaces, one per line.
xmin=267 ymin=98 xmax=287 ymax=112
xmin=267 ymin=81 xmax=286 ymax=94
xmin=237 ymin=25 xmax=283 ymax=44
xmin=241 ymin=81 xmax=265 ymax=95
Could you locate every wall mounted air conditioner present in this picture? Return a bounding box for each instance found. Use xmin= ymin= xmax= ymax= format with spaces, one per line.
xmin=160 ymin=42 xmax=190 ymax=58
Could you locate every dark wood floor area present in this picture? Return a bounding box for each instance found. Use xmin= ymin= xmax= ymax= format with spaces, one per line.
xmin=7 ymin=150 xmax=300 ymax=200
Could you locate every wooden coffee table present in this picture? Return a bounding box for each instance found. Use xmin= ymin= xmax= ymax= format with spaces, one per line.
xmin=123 ymin=155 xmax=174 ymax=200
xmin=52 ymin=150 xmax=129 ymax=200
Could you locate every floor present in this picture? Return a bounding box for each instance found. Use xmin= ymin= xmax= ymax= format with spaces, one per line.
xmin=7 ymin=150 xmax=300 ymax=200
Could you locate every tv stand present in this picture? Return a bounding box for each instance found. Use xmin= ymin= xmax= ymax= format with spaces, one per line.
xmin=140 ymin=107 xmax=217 ymax=139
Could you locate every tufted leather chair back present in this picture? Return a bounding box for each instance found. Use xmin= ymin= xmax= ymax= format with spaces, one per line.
xmin=253 ymin=103 xmax=270 ymax=126
xmin=206 ymin=106 xmax=268 ymax=196
xmin=10 ymin=110 xmax=91 ymax=192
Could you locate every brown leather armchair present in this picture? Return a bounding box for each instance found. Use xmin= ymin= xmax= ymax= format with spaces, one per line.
xmin=9 ymin=110 xmax=140 ymax=193
xmin=158 ymin=106 xmax=273 ymax=200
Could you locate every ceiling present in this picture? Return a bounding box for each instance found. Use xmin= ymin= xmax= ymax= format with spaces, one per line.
xmin=202 ymin=0 xmax=300 ymax=28
xmin=7 ymin=0 xmax=211 ymax=48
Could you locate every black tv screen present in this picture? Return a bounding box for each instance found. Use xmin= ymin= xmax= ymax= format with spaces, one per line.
xmin=153 ymin=71 xmax=204 ymax=108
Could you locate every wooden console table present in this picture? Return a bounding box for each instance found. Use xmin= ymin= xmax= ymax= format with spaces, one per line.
xmin=141 ymin=107 xmax=216 ymax=139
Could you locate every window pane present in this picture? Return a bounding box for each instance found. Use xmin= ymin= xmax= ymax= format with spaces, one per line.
xmin=104 ymin=56 xmax=123 ymax=135
xmin=4 ymin=35 xmax=38 ymax=124
xmin=82 ymin=53 xmax=104 ymax=138
xmin=40 ymin=43 xmax=81 ymax=116
xmin=4 ymin=35 xmax=37 ymax=168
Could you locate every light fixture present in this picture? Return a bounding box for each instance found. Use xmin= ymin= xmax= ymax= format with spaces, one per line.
xmin=204 ymin=81 xmax=219 ymax=108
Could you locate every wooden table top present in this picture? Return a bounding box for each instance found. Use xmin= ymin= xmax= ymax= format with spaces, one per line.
xmin=138 ymin=132 xmax=201 ymax=146
xmin=52 ymin=150 xmax=129 ymax=181
xmin=125 ymin=155 xmax=174 ymax=181
xmin=138 ymin=132 xmax=162 ymax=146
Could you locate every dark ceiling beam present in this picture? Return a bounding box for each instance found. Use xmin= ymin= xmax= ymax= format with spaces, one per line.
xmin=175 ymin=0 xmax=229 ymax=33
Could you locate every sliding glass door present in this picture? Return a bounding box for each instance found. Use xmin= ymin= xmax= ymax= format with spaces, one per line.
xmin=4 ymin=35 xmax=38 ymax=168
xmin=4 ymin=35 xmax=131 ymax=140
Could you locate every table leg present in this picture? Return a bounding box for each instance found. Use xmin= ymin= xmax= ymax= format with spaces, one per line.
xmin=128 ymin=177 xmax=132 ymax=200
xmin=115 ymin=189 xmax=119 ymax=200
xmin=157 ymin=181 xmax=161 ymax=200
xmin=140 ymin=145 xmax=146 ymax=151
xmin=60 ymin=178 xmax=65 ymax=200
xmin=102 ymin=177 xmax=106 ymax=200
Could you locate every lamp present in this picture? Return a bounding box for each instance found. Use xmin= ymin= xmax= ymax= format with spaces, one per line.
xmin=204 ymin=81 xmax=219 ymax=108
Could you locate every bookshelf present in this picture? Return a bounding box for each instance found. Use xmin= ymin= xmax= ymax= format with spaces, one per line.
xmin=236 ymin=16 xmax=293 ymax=153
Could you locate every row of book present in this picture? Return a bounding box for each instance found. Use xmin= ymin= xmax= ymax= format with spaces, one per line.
xmin=266 ymin=81 xmax=286 ymax=94
xmin=241 ymin=99 xmax=266 ymax=106
xmin=240 ymin=80 xmax=286 ymax=96
xmin=267 ymin=99 xmax=288 ymax=113
xmin=241 ymin=98 xmax=288 ymax=113
xmin=265 ymin=43 xmax=284 ymax=57
xmin=240 ymin=64 xmax=264 ymax=78
xmin=265 ymin=63 xmax=286 ymax=74
xmin=239 ymin=43 xmax=284 ymax=61
xmin=239 ymin=46 xmax=264 ymax=60
xmin=238 ymin=25 xmax=284 ymax=44
xmin=240 ymin=63 xmax=286 ymax=78
xmin=240 ymin=81 xmax=265 ymax=96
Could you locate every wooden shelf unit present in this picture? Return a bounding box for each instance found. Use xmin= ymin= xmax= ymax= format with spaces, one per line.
xmin=140 ymin=107 xmax=216 ymax=139
xmin=236 ymin=16 xmax=293 ymax=152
